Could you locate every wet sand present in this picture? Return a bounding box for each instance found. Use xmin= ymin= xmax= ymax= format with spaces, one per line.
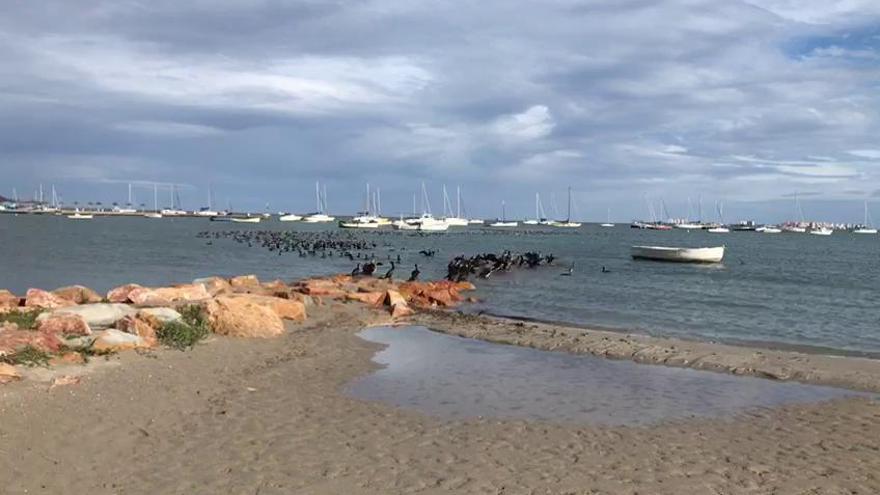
xmin=2 ymin=303 xmax=879 ymax=494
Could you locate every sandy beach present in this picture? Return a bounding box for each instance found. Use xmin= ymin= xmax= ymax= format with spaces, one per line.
xmin=2 ymin=296 xmax=880 ymax=495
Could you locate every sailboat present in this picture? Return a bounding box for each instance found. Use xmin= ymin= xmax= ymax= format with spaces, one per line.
xmin=489 ymin=200 xmax=518 ymax=227
xmin=279 ymin=212 xmax=302 ymax=221
xmin=160 ymin=184 xmax=187 ymax=216
xmin=195 ymin=184 xmax=220 ymax=216
xmin=115 ymin=184 xmax=138 ymax=214
xmin=340 ymin=183 xmax=382 ymax=228
xmin=523 ymin=193 xmax=548 ymax=225
xmin=554 ymin=187 xmax=581 ymax=228
xmin=67 ymin=210 xmax=93 ymax=220
xmin=707 ymin=201 xmax=729 ymax=233
xmin=441 ymin=186 xmax=469 ymax=227
xmin=303 ymin=182 xmax=335 ymax=223
xmin=782 ymin=192 xmax=807 ymax=233
xmin=600 ymin=207 xmax=614 ymax=227
xmin=144 ymin=184 xmax=163 ymax=218
xmin=853 ymin=201 xmax=877 ymax=234
xmin=809 ymin=226 xmax=833 ymax=236
xmin=394 ymin=182 xmax=448 ymax=231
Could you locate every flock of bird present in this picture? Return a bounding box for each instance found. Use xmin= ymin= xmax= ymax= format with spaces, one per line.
xmin=196 ymin=230 xmax=381 ymax=259
xmin=446 ymin=251 xmax=557 ymax=281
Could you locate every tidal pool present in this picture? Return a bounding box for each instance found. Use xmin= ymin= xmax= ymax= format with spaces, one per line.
xmin=348 ymin=326 xmax=865 ymax=426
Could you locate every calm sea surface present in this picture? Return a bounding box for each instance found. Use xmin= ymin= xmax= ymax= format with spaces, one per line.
xmin=1 ymin=215 xmax=878 ymax=354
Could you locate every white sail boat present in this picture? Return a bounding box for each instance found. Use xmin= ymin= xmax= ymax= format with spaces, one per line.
xmin=67 ymin=210 xmax=93 ymax=220
xmin=114 ymin=184 xmax=138 ymax=214
xmin=782 ymin=192 xmax=807 ymax=233
xmin=340 ymin=183 xmax=382 ymax=228
xmin=303 ymin=182 xmax=335 ymax=223
xmin=600 ymin=207 xmax=614 ymax=227
xmin=523 ymin=193 xmax=548 ymax=225
xmin=195 ymin=184 xmax=220 ymax=216
xmin=708 ymin=201 xmax=729 ymax=233
xmin=489 ymin=200 xmax=518 ymax=227
xmin=160 ymin=184 xmax=186 ymax=216
xmin=395 ymin=182 xmax=448 ymax=231
xmin=853 ymin=201 xmax=877 ymax=234
xmin=809 ymin=226 xmax=833 ymax=236
xmin=442 ymin=185 xmax=469 ymax=226
xmin=279 ymin=213 xmax=302 ymax=221
xmin=144 ymin=184 xmax=163 ymax=218
xmin=554 ymin=187 xmax=581 ymax=228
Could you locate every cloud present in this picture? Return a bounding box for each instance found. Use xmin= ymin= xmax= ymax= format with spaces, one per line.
xmin=848 ymin=149 xmax=880 ymax=159
xmin=490 ymin=105 xmax=555 ymax=141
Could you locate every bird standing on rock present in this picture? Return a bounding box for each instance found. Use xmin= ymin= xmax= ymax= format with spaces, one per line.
xmin=351 ymin=263 xmax=361 ymax=276
xmin=382 ymin=261 xmax=395 ymax=280
xmin=362 ymin=260 xmax=376 ymax=276
xmin=408 ymin=264 xmax=420 ymax=281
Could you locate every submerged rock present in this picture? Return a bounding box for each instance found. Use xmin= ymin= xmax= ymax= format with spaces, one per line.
xmin=25 ymin=289 xmax=76 ymax=309
xmin=42 ymin=303 xmax=137 ymax=329
xmin=37 ymin=313 xmax=92 ymax=337
xmin=51 ymin=285 xmax=103 ymax=304
xmin=203 ymin=296 xmax=285 ymax=338
xmin=106 ymin=283 xmax=144 ymax=303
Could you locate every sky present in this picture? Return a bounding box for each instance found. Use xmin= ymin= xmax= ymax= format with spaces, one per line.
xmin=1 ymin=0 xmax=880 ymax=223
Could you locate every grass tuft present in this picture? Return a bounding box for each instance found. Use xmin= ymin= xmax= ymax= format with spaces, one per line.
xmin=157 ymin=305 xmax=210 ymax=350
xmin=0 ymin=345 xmax=51 ymax=367
xmin=0 ymin=310 xmax=43 ymax=329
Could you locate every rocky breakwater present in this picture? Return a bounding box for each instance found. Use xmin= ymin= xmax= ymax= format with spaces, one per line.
xmin=0 ymin=274 xmax=475 ymax=387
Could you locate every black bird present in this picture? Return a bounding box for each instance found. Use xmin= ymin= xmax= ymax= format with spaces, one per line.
xmin=351 ymin=263 xmax=361 ymax=276
xmin=408 ymin=264 xmax=420 ymax=282
xmin=362 ymin=260 xmax=376 ymax=276
xmin=382 ymin=261 xmax=396 ymax=280
xmin=601 ymin=266 xmax=610 ymax=273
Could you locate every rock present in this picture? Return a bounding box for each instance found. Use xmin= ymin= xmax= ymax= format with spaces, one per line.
xmin=193 ymin=277 xmax=232 ymax=296
xmin=293 ymin=279 xmax=347 ymax=298
xmin=390 ymin=302 xmax=414 ymax=318
xmin=290 ymin=293 xmax=316 ymax=307
xmin=262 ymin=279 xmax=288 ymax=291
xmin=345 ymin=291 xmax=386 ymax=306
xmin=425 ymin=288 xmax=455 ymax=307
xmin=106 ymin=283 xmax=143 ymax=303
xmin=42 ymin=303 xmax=136 ymax=329
xmin=454 ymin=281 xmax=477 ymax=292
xmin=49 ymin=375 xmax=81 ymax=389
xmin=229 ymin=274 xmax=261 ymax=290
xmin=203 ymin=296 xmax=285 ymax=338
xmin=0 ymin=328 xmax=63 ymax=355
xmin=92 ymin=329 xmax=147 ymax=352
xmin=227 ymin=294 xmax=306 ymax=321
xmin=25 ymin=289 xmax=76 ymax=309
xmin=115 ymin=316 xmax=158 ymax=347
xmin=51 ymin=285 xmax=103 ymax=304
xmin=137 ymin=307 xmax=182 ymax=324
xmin=127 ymin=284 xmax=210 ymax=307
xmin=60 ymin=336 xmax=96 ymax=350
xmin=384 ymin=290 xmax=407 ymax=307
xmin=36 ymin=313 xmax=92 ymax=337
xmin=0 ymin=363 xmax=21 ymax=384
xmin=0 ymin=290 xmax=20 ymax=309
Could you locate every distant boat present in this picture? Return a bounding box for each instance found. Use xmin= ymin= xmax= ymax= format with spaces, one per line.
xmin=853 ymin=201 xmax=877 ymax=234
xmin=279 ymin=213 xmax=302 ymax=222
xmin=600 ymin=208 xmax=614 ymax=227
xmin=553 ymin=187 xmax=581 ymax=228
xmin=809 ymin=227 xmax=833 ymax=236
xmin=489 ymin=201 xmax=518 ymax=227
xmin=144 ymin=212 xmax=163 ymax=219
xmin=67 ymin=212 xmax=93 ymax=220
xmin=302 ymin=182 xmax=336 ymax=223
xmin=756 ymin=225 xmax=781 ymax=233
xmin=707 ymin=201 xmax=729 ymax=233
xmin=145 ymin=185 xmax=163 ymax=218
xmin=523 ymin=193 xmax=549 ymax=225
xmin=631 ymin=245 xmax=725 ymax=263
xmin=230 ymin=216 xmax=261 ymax=223
xmin=441 ymin=186 xmax=469 ymax=227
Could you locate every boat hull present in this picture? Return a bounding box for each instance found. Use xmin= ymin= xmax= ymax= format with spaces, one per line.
xmin=279 ymin=214 xmax=302 ymax=222
xmin=631 ymin=245 xmax=725 ymax=263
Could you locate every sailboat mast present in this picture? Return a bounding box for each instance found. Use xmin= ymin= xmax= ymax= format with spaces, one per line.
xmin=322 ymin=184 xmax=328 ymax=214
xmin=153 ymin=184 xmax=158 ymax=212
xmin=456 ymin=186 xmax=461 ymax=218
xmin=535 ymin=193 xmax=539 ymax=220
xmin=567 ymin=187 xmax=572 ymax=222
xmin=315 ymin=182 xmax=320 ymax=212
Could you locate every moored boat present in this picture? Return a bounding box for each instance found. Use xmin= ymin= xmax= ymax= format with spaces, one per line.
xmin=809 ymin=227 xmax=833 ymax=236
xmin=67 ymin=212 xmax=93 ymax=220
xmin=279 ymin=213 xmax=302 ymax=221
xmin=631 ymin=245 xmax=725 ymax=263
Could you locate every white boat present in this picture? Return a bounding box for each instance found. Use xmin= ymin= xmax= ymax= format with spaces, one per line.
xmin=708 ymin=227 xmax=729 ymax=233
xmin=674 ymin=223 xmax=703 ymax=230
xmin=489 ymin=201 xmax=518 ymax=227
xmin=524 ymin=193 xmax=549 ymax=225
xmin=757 ymin=225 xmax=781 ymax=233
xmin=145 ymin=185 xmax=162 ymax=218
xmin=809 ymin=227 xmax=833 ymax=236
xmin=418 ymin=219 xmax=450 ymax=231
xmin=302 ymin=182 xmax=335 ymax=222
xmin=279 ymin=213 xmax=302 ymax=222
xmin=782 ymin=225 xmax=806 ymax=233
xmin=631 ymin=245 xmax=725 ymax=263
xmin=392 ymin=218 xmax=419 ymax=230
xmin=601 ymin=208 xmax=615 ymax=227
xmin=853 ymin=201 xmax=877 ymax=234
xmin=468 ymin=219 xmax=484 ymax=225
xmin=231 ymin=216 xmax=261 ymax=223
xmin=67 ymin=212 xmax=93 ymax=220
xmin=144 ymin=212 xmax=163 ymax=219
xmin=552 ymin=187 xmax=580 ymax=228
xmin=340 ymin=220 xmax=379 ymax=229
xmin=440 ymin=185 xmax=469 ymax=226
xmin=707 ymin=201 xmax=728 ymax=233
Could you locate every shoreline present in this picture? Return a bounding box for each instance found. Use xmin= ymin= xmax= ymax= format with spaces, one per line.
xmin=417 ymin=310 xmax=880 ymax=393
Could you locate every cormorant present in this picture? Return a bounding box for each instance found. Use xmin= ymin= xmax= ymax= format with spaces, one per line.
xmin=382 ymin=261 xmax=395 ymax=280
xmin=408 ymin=264 xmax=420 ymax=282
xmin=351 ymin=263 xmax=361 ymax=276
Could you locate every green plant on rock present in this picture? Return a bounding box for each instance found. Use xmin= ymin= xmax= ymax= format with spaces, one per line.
xmin=0 ymin=345 xmax=51 ymax=367
xmin=0 ymin=310 xmax=43 ymax=329
xmin=157 ymin=305 xmax=210 ymax=350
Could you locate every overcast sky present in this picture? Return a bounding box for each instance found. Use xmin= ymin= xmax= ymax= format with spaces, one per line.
xmin=2 ymin=0 xmax=879 ymax=222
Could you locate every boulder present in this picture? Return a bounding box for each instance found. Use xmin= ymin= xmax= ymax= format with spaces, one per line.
xmin=137 ymin=307 xmax=182 ymax=324
xmin=390 ymin=302 xmax=414 ymax=318
xmin=106 ymin=283 xmax=143 ymax=303
xmin=454 ymin=281 xmax=477 ymax=292
xmin=193 ymin=277 xmax=232 ymax=296
xmin=115 ymin=316 xmax=158 ymax=347
xmin=203 ymin=296 xmax=285 ymax=338
xmin=227 ymin=294 xmax=306 ymax=321
xmin=36 ymin=313 xmax=92 ymax=337
xmin=51 ymin=285 xmax=103 ymax=304
xmin=42 ymin=303 xmax=137 ymax=329
xmin=293 ymin=279 xmax=347 ymax=298
xmin=345 ymin=291 xmax=385 ymax=306
xmin=0 ymin=290 xmax=20 ymax=309
xmin=127 ymin=284 xmax=210 ymax=307
xmin=0 ymin=328 xmax=63 ymax=355
xmin=25 ymin=289 xmax=76 ymax=309
xmin=92 ymin=329 xmax=147 ymax=352
xmin=0 ymin=363 xmax=21 ymax=384
xmin=229 ymin=274 xmax=261 ymax=290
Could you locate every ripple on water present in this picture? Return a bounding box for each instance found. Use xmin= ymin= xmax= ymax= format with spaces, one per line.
xmin=347 ymin=326 xmax=866 ymax=426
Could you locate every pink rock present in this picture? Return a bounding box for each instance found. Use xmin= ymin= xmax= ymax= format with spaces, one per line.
xmin=203 ymin=296 xmax=285 ymax=338
xmin=37 ymin=314 xmax=92 ymax=337
xmin=0 ymin=328 xmax=63 ymax=355
xmin=115 ymin=316 xmax=158 ymax=347
xmin=106 ymin=284 xmax=144 ymax=303
xmin=229 ymin=274 xmax=261 ymax=290
xmin=52 ymin=285 xmax=103 ymax=304
xmin=0 ymin=363 xmax=21 ymax=384
xmin=128 ymin=284 xmax=210 ymax=307
xmin=25 ymin=289 xmax=76 ymax=309
xmin=0 ymin=290 xmax=20 ymax=309
xmin=345 ymin=291 xmax=386 ymax=306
